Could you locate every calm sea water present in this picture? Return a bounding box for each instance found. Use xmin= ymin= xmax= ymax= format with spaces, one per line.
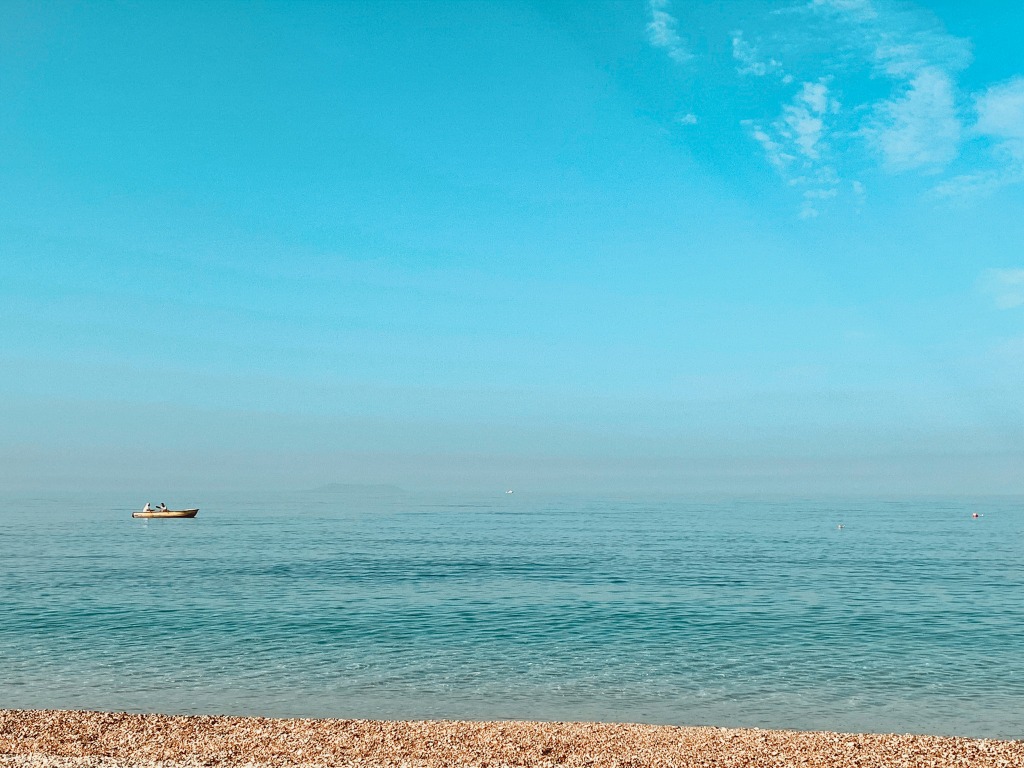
xmin=1 ymin=491 xmax=1022 ymax=738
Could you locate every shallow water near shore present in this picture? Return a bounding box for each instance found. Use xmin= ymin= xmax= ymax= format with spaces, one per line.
xmin=1 ymin=491 xmax=1022 ymax=738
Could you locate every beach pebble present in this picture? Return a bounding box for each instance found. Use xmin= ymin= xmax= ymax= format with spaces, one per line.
xmin=1 ymin=709 xmax=1022 ymax=768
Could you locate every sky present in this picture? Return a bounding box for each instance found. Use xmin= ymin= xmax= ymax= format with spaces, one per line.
xmin=1 ymin=0 xmax=1023 ymax=496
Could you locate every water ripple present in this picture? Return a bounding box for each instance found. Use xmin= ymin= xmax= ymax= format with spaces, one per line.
xmin=0 ymin=492 xmax=1022 ymax=737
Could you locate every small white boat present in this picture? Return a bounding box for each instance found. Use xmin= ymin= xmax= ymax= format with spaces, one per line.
xmin=132 ymin=508 xmax=199 ymax=519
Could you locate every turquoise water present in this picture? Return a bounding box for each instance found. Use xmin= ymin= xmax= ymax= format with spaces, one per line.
xmin=1 ymin=492 xmax=1022 ymax=738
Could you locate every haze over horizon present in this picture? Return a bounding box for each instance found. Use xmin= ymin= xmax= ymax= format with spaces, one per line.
xmin=2 ymin=0 xmax=1023 ymax=497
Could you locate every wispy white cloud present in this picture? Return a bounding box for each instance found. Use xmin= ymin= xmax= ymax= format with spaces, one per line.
xmin=747 ymin=122 xmax=792 ymax=170
xmin=809 ymin=0 xmax=877 ymax=22
xmin=932 ymin=169 xmax=1005 ymax=200
xmin=800 ymin=185 xmax=839 ymax=218
xmin=935 ymin=77 xmax=1024 ymax=200
xmin=646 ymin=0 xmax=693 ymax=64
xmin=677 ymin=113 xmax=698 ymax=125
xmin=979 ymin=268 xmax=1024 ymax=310
xmin=865 ymin=67 xmax=961 ymax=171
xmin=748 ymin=80 xmax=840 ymax=166
xmin=646 ymin=0 xmax=1023 ymax=215
xmin=870 ymin=27 xmax=972 ymax=79
xmin=747 ymin=79 xmax=841 ymax=217
xmin=975 ymin=77 xmax=1024 ymax=160
xmin=731 ymin=30 xmax=785 ymax=78
xmin=784 ymin=80 xmax=840 ymax=161
xmin=809 ymin=0 xmax=971 ymax=176
xmin=752 ymin=0 xmax=975 ymax=214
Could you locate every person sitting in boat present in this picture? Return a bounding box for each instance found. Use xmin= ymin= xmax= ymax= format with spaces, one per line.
xmin=158 ymin=502 xmax=167 ymax=512
xmin=143 ymin=502 xmax=153 ymax=512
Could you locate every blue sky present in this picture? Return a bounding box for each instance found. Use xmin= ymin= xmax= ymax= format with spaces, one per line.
xmin=1 ymin=0 xmax=1022 ymax=495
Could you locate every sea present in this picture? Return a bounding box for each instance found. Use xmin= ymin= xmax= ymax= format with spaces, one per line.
xmin=1 ymin=490 xmax=1022 ymax=739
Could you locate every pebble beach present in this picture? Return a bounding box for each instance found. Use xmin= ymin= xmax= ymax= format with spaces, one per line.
xmin=2 ymin=710 xmax=1022 ymax=768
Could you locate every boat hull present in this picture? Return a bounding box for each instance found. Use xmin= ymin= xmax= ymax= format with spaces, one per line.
xmin=131 ymin=509 xmax=199 ymax=519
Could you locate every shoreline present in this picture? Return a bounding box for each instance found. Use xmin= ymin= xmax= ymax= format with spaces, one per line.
xmin=2 ymin=709 xmax=1022 ymax=767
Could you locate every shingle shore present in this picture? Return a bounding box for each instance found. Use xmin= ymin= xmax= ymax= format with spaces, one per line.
xmin=2 ymin=709 xmax=1022 ymax=768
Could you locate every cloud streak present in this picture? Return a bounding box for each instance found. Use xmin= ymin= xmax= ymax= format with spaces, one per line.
xmin=731 ymin=30 xmax=785 ymax=79
xmin=644 ymin=0 xmax=1024 ymax=216
xmin=747 ymin=79 xmax=842 ymax=217
xmin=801 ymin=0 xmax=972 ymax=186
xmin=938 ymin=77 xmax=1024 ymax=200
xmin=646 ymin=0 xmax=693 ymax=64
xmin=866 ymin=67 xmax=961 ymax=171
xmin=979 ymin=268 xmax=1024 ymax=310
xmin=975 ymin=77 xmax=1024 ymax=161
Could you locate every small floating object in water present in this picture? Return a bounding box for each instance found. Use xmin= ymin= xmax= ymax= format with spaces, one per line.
xmin=837 ymin=524 xmax=844 ymax=530
xmin=505 ymin=489 xmax=514 ymax=494
xmin=972 ymin=512 xmax=980 ymax=518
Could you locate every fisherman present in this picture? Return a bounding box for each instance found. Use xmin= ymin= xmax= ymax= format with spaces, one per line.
xmin=143 ymin=502 xmax=153 ymax=513
xmin=158 ymin=502 xmax=167 ymax=512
